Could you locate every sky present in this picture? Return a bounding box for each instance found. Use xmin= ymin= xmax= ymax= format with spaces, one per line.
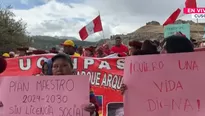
xmin=1 ymin=0 xmax=205 ymax=41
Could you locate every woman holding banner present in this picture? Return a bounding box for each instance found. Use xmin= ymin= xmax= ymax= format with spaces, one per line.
xmin=51 ymin=53 xmax=99 ymax=116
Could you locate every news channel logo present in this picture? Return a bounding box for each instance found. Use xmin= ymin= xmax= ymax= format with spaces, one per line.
xmin=192 ymin=14 xmax=205 ymax=19
xmin=183 ymin=8 xmax=205 ymax=19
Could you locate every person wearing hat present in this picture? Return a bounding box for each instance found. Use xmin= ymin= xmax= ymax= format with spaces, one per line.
xmin=9 ymin=51 xmax=15 ymax=58
xmin=2 ymin=53 xmax=10 ymax=58
xmin=61 ymin=40 xmax=80 ymax=57
xmin=17 ymin=47 xmax=29 ymax=56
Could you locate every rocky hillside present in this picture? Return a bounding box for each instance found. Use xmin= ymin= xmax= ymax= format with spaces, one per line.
xmin=108 ymin=20 xmax=205 ymax=45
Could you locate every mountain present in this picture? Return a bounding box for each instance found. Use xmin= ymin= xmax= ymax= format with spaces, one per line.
xmin=30 ymin=35 xmax=97 ymax=50
xmin=109 ymin=20 xmax=205 ymax=45
xmin=30 ymin=20 xmax=204 ymax=50
xmin=54 ymin=36 xmax=79 ymax=40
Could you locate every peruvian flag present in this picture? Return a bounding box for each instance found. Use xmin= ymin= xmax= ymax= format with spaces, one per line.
xmin=79 ymin=15 xmax=103 ymax=41
xmin=163 ymin=0 xmax=197 ymax=26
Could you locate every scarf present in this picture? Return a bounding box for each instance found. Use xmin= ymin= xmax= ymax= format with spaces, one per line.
xmin=44 ymin=59 xmax=52 ymax=75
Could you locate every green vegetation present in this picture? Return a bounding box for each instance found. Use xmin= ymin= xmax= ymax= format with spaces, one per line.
xmin=0 ymin=7 xmax=106 ymax=53
xmin=30 ymin=36 xmax=98 ymax=50
xmin=0 ymin=6 xmax=30 ymax=54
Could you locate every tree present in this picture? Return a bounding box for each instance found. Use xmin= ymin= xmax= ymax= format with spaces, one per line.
xmin=0 ymin=6 xmax=30 ymax=54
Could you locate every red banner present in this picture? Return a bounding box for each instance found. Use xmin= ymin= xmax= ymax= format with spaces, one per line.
xmin=0 ymin=54 xmax=124 ymax=116
xmin=194 ymin=48 xmax=205 ymax=52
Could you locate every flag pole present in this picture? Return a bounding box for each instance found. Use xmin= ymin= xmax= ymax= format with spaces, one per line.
xmin=196 ymin=18 xmax=200 ymax=38
xmin=98 ymin=11 xmax=106 ymax=40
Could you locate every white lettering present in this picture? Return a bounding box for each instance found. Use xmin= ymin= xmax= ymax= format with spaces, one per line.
xmin=116 ymin=59 xmax=124 ymax=69
xmin=101 ymin=74 xmax=107 ymax=87
xmin=36 ymin=57 xmax=47 ymax=69
xmin=100 ymin=73 xmax=123 ymax=89
xmin=19 ymin=59 xmax=31 ymax=71
xmin=99 ymin=61 xmax=111 ymax=69
xmin=73 ymin=58 xmax=78 ymax=69
xmin=84 ymin=59 xmax=94 ymax=69
xmin=197 ymin=9 xmax=201 ymax=13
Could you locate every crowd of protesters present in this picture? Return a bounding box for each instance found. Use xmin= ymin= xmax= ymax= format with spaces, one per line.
xmin=0 ymin=31 xmax=204 ymax=116
xmin=1 ymin=31 xmax=203 ymax=59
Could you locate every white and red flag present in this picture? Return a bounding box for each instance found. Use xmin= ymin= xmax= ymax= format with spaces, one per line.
xmin=163 ymin=0 xmax=197 ymax=26
xmin=79 ymin=15 xmax=103 ymax=41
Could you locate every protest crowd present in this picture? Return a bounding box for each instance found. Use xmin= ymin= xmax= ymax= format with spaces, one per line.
xmin=0 ymin=33 xmax=200 ymax=59
xmin=0 ymin=33 xmax=204 ymax=116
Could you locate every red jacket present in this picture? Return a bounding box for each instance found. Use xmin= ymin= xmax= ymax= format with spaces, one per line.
xmin=111 ymin=44 xmax=128 ymax=54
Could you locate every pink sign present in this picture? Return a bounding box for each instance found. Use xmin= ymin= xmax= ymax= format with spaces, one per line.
xmin=0 ymin=76 xmax=90 ymax=116
xmin=123 ymin=52 xmax=205 ymax=116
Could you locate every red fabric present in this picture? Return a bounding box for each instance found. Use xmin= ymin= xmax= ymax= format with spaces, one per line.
xmin=111 ymin=44 xmax=129 ymax=54
xmin=103 ymin=49 xmax=110 ymax=55
xmin=163 ymin=8 xmax=181 ymax=26
xmin=79 ymin=27 xmax=88 ymax=41
xmin=93 ymin=15 xmax=103 ymax=33
xmin=79 ymin=15 xmax=103 ymax=41
xmin=163 ymin=0 xmax=197 ymax=26
xmin=195 ymin=48 xmax=205 ymax=52
xmin=103 ymin=44 xmax=110 ymax=55
xmin=85 ymin=47 xmax=94 ymax=52
xmin=118 ymin=52 xmax=127 ymax=57
xmin=185 ymin=0 xmax=197 ymax=8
